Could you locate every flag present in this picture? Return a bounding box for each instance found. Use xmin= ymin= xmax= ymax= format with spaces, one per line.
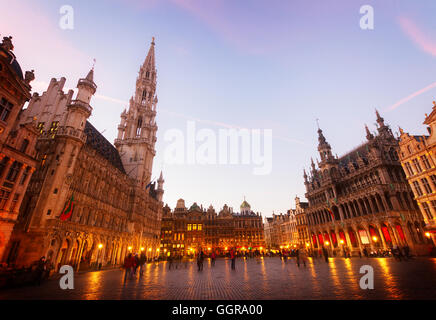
xmin=59 ymin=194 xmax=74 ymax=221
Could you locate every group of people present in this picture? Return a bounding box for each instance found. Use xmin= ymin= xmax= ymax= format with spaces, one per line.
xmin=123 ymin=252 xmax=147 ymax=280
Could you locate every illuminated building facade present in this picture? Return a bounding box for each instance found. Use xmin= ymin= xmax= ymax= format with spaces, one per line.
xmin=0 ymin=36 xmax=38 ymax=262
xmin=398 ymin=101 xmax=436 ymax=251
xmin=304 ymin=111 xmax=428 ymax=256
xmin=160 ymin=199 xmax=265 ymax=256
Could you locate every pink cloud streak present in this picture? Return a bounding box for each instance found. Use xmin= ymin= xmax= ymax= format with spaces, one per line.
xmin=398 ymin=16 xmax=436 ymax=57
xmin=387 ymin=81 xmax=436 ymax=111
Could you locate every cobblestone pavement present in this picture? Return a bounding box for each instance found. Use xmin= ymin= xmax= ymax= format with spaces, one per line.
xmin=1 ymin=257 xmax=435 ymax=300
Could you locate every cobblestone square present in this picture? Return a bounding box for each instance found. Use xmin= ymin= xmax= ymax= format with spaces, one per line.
xmin=1 ymin=257 xmax=435 ymax=300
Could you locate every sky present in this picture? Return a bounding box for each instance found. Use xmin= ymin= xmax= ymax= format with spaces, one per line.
xmin=2 ymin=0 xmax=436 ymax=217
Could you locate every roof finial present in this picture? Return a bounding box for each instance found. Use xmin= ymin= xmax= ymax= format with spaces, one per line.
xmin=316 ymin=118 xmax=320 ymax=130
xmin=151 ymin=36 xmax=155 ymax=45
xmin=92 ymin=58 xmax=96 ymax=70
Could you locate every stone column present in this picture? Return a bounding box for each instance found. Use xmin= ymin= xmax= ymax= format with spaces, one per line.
xmin=0 ymin=158 xmax=15 ymax=186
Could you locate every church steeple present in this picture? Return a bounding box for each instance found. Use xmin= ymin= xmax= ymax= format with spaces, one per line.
xmin=375 ymin=109 xmax=393 ymax=138
xmin=115 ymin=38 xmax=159 ymax=187
xmin=317 ymin=127 xmax=333 ymax=162
xmin=365 ymin=124 xmax=374 ymax=140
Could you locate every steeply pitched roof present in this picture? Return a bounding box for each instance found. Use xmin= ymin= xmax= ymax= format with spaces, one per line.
xmin=84 ymin=121 xmax=125 ymax=173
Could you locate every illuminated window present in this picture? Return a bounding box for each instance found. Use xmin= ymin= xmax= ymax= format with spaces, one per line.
xmin=198 ymin=224 xmax=202 ymax=231
xmin=187 ymin=224 xmax=192 ymax=231
xmin=49 ymin=121 xmax=59 ymax=138
xmin=193 ymin=224 xmax=197 ymax=230
xmin=41 ymin=154 xmax=47 ymax=167
xmin=37 ymin=122 xmax=45 ymax=134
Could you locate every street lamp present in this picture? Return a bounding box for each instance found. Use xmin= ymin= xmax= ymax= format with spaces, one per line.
xmin=98 ymin=243 xmax=103 ymax=249
xmin=140 ymin=247 xmax=145 ymax=251
xmin=128 ymin=246 xmax=132 ymax=251
xmin=372 ymin=236 xmax=378 ymax=242
xmin=148 ymin=248 xmax=152 ymax=252
xmin=97 ymin=244 xmax=103 ymax=270
xmin=340 ymin=239 xmax=344 ymax=245
xmin=325 ymin=241 xmax=330 ymax=246
xmin=425 ymin=232 xmax=431 ymax=238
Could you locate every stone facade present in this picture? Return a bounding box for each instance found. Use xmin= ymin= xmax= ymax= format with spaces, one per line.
xmin=0 ymin=36 xmax=38 ymax=262
xmin=264 ymin=196 xmax=307 ymax=250
xmin=398 ymin=101 xmax=436 ymax=251
xmin=160 ymin=199 xmax=265 ymax=257
xmin=5 ymin=40 xmax=164 ymax=269
xmin=304 ymin=111 xmax=428 ymax=256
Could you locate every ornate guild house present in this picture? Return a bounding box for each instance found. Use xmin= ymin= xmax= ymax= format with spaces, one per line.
xmin=5 ymin=39 xmax=165 ymax=269
xmin=399 ymin=101 xmax=436 ymax=249
xmin=160 ymin=199 xmax=265 ymax=256
xmin=0 ymin=36 xmax=38 ymax=262
xmin=304 ymin=111 xmax=428 ymax=256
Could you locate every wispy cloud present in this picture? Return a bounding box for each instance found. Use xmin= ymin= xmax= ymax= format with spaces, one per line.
xmin=398 ymin=16 xmax=436 ymax=57
xmin=386 ymin=81 xmax=436 ymax=111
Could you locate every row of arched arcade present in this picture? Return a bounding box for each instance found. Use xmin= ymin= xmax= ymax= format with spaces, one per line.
xmin=309 ymin=219 xmax=433 ymax=256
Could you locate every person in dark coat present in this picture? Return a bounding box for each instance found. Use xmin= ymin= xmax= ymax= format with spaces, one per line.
xmin=139 ymin=252 xmax=146 ymax=276
xmin=34 ymin=256 xmax=46 ymax=286
xmin=230 ymin=248 xmax=236 ymax=270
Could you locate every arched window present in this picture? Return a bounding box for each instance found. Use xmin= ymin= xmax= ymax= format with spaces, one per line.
xmin=136 ymin=117 xmax=142 ymax=137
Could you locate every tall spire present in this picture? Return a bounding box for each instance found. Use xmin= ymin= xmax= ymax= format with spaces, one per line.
xmin=141 ymin=37 xmax=156 ymax=80
xmin=375 ymin=109 xmax=385 ymax=127
xmin=365 ymin=124 xmax=374 ymax=140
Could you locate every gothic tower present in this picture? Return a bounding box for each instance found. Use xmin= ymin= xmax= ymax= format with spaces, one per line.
xmin=115 ymin=38 xmax=158 ymax=187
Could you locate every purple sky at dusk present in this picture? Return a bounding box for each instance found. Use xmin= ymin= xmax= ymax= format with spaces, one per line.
xmin=2 ymin=0 xmax=436 ymax=216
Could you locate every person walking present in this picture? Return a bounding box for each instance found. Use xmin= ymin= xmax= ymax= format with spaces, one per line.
xmin=211 ymin=251 xmax=216 ymax=267
xmin=230 ymin=248 xmax=236 ymax=270
xmin=322 ymin=247 xmax=329 ymax=263
xmin=34 ymin=256 xmax=47 ymax=286
xmin=139 ymin=251 xmax=146 ymax=276
xmin=123 ymin=253 xmax=134 ymax=281
xmin=197 ymin=250 xmax=203 ymax=271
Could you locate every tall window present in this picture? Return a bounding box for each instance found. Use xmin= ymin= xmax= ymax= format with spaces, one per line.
xmin=37 ymin=122 xmax=45 ymax=134
xmin=413 ymin=181 xmax=423 ymax=196
xmin=429 ymin=201 xmax=436 ymax=220
xmin=431 ymin=175 xmax=436 ymax=189
xmin=19 ymin=139 xmax=29 ymax=153
xmin=0 ymin=189 xmax=10 ymax=209
xmin=187 ymin=224 xmax=192 ymax=231
xmin=421 ymin=155 xmax=432 ymax=170
xmin=422 ymin=178 xmax=432 ymax=194
xmin=49 ymin=121 xmax=59 ymax=138
xmin=6 ymin=161 xmax=21 ymax=182
xmin=136 ymin=117 xmax=142 ymax=137
xmin=405 ymin=162 xmax=414 ymax=176
xmin=0 ymin=157 xmax=9 ymax=177
xmin=0 ymin=97 xmax=13 ymax=122
xmin=141 ymin=90 xmax=147 ymax=105
xmin=423 ymin=202 xmax=434 ymax=220
xmin=413 ymin=159 xmax=423 ymax=173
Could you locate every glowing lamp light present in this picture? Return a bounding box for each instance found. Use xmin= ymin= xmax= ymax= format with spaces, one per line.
xmin=372 ymin=236 xmax=378 ymax=242
xmin=164 ymin=249 xmax=167 ymax=253
xmin=260 ymin=247 xmax=263 ymax=250
xmin=208 ymin=247 xmax=211 ymax=251
xmin=294 ymin=245 xmax=297 ymax=248
xmin=340 ymin=240 xmax=344 ymax=245
xmin=128 ymin=246 xmax=132 ymax=251
xmin=225 ymin=247 xmax=228 ymax=250
xmin=156 ymin=249 xmax=160 ymax=252
xmin=325 ymin=241 xmax=330 ymax=246
xmin=148 ymin=248 xmax=152 ymax=252
xmin=140 ymin=247 xmax=145 ymax=251
xmin=98 ymin=244 xmax=103 ymax=249
xmin=306 ymin=243 xmax=310 ymax=247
